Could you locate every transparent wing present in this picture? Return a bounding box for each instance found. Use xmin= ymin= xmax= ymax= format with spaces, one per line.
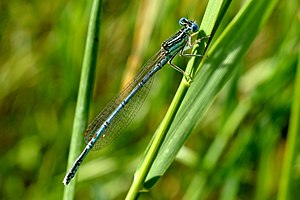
xmin=84 ymin=50 xmax=165 ymax=150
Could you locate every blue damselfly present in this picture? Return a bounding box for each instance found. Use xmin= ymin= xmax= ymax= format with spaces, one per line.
xmin=63 ymin=17 xmax=205 ymax=185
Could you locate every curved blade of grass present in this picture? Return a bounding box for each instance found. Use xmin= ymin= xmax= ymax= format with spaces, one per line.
xmin=125 ymin=1 xmax=226 ymax=199
xmin=144 ymin=0 xmax=279 ymax=186
xmin=63 ymin=0 xmax=102 ymax=199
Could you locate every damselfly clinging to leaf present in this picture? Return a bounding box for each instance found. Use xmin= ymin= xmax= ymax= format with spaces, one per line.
xmin=63 ymin=17 xmax=207 ymax=185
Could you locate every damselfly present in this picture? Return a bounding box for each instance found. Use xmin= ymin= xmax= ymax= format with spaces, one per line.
xmin=63 ymin=17 xmax=205 ymax=185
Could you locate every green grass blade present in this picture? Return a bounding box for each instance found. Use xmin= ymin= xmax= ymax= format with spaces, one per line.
xmin=63 ymin=0 xmax=102 ymax=199
xmin=278 ymin=21 xmax=300 ymax=200
xmin=124 ymin=1 xmax=226 ymax=199
xmin=145 ymin=0 xmax=279 ymax=185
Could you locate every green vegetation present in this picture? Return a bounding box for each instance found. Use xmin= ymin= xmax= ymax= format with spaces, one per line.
xmin=0 ymin=0 xmax=298 ymax=199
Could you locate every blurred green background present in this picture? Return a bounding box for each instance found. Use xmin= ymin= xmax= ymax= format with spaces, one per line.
xmin=0 ymin=0 xmax=299 ymax=199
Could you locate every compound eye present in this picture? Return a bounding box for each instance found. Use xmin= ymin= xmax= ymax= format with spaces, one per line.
xmin=191 ymin=23 xmax=199 ymax=32
xmin=179 ymin=17 xmax=188 ymax=26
